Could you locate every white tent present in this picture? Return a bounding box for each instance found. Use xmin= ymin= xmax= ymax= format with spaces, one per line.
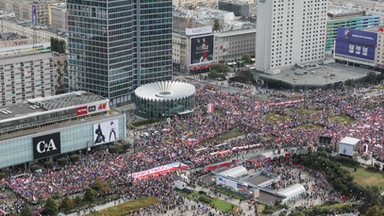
xmin=279 ymin=184 xmax=306 ymax=204
xmin=218 ymin=166 xmax=247 ymax=179
xmin=339 ymin=137 xmax=360 ymax=157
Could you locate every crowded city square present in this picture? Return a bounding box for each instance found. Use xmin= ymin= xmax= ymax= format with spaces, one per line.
xmin=1 ymin=78 xmax=384 ymax=216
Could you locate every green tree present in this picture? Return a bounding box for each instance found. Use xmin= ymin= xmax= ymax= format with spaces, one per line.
xmin=42 ymin=197 xmax=58 ymax=216
xmin=84 ymin=188 xmax=97 ymax=203
xmin=242 ymin=54 xmax=253 ymax=64
xmin=213 ymin=19 xmax=220 ymax=31
xmin=20 ymin=205 xmax=33 ymax=216
xmin=211 ymin=63 xmax=230 ymax=73
xmin=91 ymin=178 xmax=111 ymax=196
xmin=50 ymin=37 xmax=67 ymax=54
xmin=60 ymin=196 xmax=74 ymax=214
xmin=236 ymin=68 xmax=254 ymax=83
xmin=364 ymin=205 xmax=384 ymax=216
xmin=365 ymin=72 xmax=377 ymax=83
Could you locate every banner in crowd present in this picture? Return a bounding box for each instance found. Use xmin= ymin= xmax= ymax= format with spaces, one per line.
xmin=130 ymin=162 xmax=189 ymax=180
xmin=267 ymin=99 xmax=305 ymax=106
xmin=207 ymin=103 xmax=214 ymax=113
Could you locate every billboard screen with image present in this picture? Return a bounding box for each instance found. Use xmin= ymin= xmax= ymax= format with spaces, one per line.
xmin=190 ymin=35 xmax=214 ymax=66
xmin=336 ymin=28 xmax=377 ymax=46
xmin=335 ymin=40 xmax=375 ymax=61
xmin=93 ymin=119 xmax=119 ymax=145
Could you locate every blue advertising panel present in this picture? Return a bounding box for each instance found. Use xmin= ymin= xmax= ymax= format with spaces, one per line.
xmin=32 ymin=4 xmax=37 ymax=25
xmin=335 ymin=40 xmax=375 ymax=61
xmin=336 ymin=28 xmax=377 ymax=46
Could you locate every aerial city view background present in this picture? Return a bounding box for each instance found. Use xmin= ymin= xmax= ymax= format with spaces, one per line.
xmin=1 ymin=0 xmax=384 ymax=215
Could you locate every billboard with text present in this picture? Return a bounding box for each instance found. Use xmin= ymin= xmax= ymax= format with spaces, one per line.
xmin=336 ymin=28 xmax=377 ymax=46
xmin=335 ymin=28 xmax=377 ymax=61
xmin=190 ymin=35 xmax=214 ymax=66
xmin=33 ymin=132 xmax=61 ymax=160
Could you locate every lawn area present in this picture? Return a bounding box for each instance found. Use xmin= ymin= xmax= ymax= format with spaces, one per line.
xmin=295 ymin=123 xmax=323 ymax=130
xmin=85 ymin=197 xmax=160 ymax=216
xmin=328 ymin=115 xmax=354 ymax=125
xmin=199 ymin=127 xmax=244 ymax=146
xmin=294 ymin=107 xmax=320 ymax=115
xmin=342 ymin=166 xmax=384 ymax=191
xmin=187 ymin=191 xmax=239 ymax=214
xmin=263 ymin=113 xmax=291 ymax=122
xmin=214 ymin=108 xmax=223 ymax=115
xmin=374 ymin=85 xmax=384 ymax=89
xmin=215 ymin=187 xmax=246 ymax=200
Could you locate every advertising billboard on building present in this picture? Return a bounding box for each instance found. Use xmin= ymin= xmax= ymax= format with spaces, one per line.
xmin=335 ymin=28 xmax=377 ymax=61
xmin=93 ymin=119 xmax=119 ymax=145
xmin=32 ymin=4 xmax=37 ymax=25
xmin=33 ymin=132 xmax=61 ymax=160
xmin=217 ymin=176 xmax=238 ymax=190
xmin=335 ymin=40 xmax=376 ymax=61
xmin=336 ymin=28 xmax=377 ymax=46
xmin=185 ymin=26 xmax=213 ymax=36
xmin=190 ymin=35 xmax=214 ymax=66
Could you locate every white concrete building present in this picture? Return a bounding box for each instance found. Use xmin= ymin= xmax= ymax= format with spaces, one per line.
xmin=0 ymin=45 xmax=54 ymax=106
xmin=51 ymin=3 xmax=67 ymax=31
xmin=255 ymin=0 xmax=328 ymax=74
xmin=173 ymin=7 xmax=256 ymax=73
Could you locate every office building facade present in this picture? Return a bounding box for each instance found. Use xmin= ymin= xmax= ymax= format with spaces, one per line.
xmin=256 ymin=0 xmax=328 ymax=74
xmin=67 ymin=0 xmax=172 ymax=106
xmin=0 ymin=44 xmax=55 ymax=106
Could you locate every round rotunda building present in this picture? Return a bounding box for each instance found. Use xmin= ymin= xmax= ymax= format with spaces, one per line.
xmin=134 ymin=81 xmax=196 ymax=119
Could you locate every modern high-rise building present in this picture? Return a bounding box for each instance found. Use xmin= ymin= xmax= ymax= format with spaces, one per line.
xmin=255 ymin=0 xmax=328 ymax=74
xmin=67 ymin=0 xmax=173 ymax=106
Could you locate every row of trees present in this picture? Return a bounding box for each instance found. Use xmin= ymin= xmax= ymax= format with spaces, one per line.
xmin=292 ymin=152 xmax=384 ymax=214
xmin=17 ymin=178 xmax=112 ymax=216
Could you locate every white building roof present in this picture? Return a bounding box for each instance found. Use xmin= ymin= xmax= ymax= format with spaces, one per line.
xmin=218 ymin=166 xmax=247 ymax=178
xmin=134 ymin=81 xmax=196 ymax=101
xmin=340 ymin=137 xmax=360 ymax=146
xmin=279 ymin=184 xmax=306 ymax=203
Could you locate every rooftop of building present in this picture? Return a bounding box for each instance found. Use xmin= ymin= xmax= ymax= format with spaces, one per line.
xmin=0 ymin=33 xmax=27 ymax=41
xmin=28 ymin=91 xmax=106 ymax=111
xmin=51 ymin=2 xmax=67 ymax=9
xmin=0 ymin=91 xmax=107 ymax=122
xmin=1 ymin=17 xmax=67 ymax=36
xmin=0 ymin=108 xmax=121 ymax=142
xmin=173 ymin=7 xmax=256 ymax=32
xmin=219 ymin=0 xmax=250 ymax=5
xmin=362 ymin=25 xmax=384 ymax=33
xmin=327 ymin=5 xmax=374 ymax=19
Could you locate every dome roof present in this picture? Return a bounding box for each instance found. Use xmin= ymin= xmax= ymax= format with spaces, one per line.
xmin=135 ymin=81 xmax=196 ymax=101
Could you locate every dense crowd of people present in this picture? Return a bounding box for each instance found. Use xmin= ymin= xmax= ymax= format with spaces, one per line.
xmin=1 ymin=81 xmax=384 ymax=215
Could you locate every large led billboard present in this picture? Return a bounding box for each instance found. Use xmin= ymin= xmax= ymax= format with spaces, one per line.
xmin=335 ymin=41 xmax=375 ymax=61
xmin=335 ymin=28 xmax=377 ymax=61
xmin=336 ymin=28 xmax=377 ymax=46
xmin=93 ymin=119 xmax=119 ymax=145
xmin=190 ymin=35 xmax=214 ymax=66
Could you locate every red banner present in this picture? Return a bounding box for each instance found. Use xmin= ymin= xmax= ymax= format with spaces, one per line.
xmin=76 ymin=106 xmax=88 ymax=116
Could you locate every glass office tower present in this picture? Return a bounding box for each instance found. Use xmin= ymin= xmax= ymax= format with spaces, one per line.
xmin=67 ymin=0 xmax=172 ymax=106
